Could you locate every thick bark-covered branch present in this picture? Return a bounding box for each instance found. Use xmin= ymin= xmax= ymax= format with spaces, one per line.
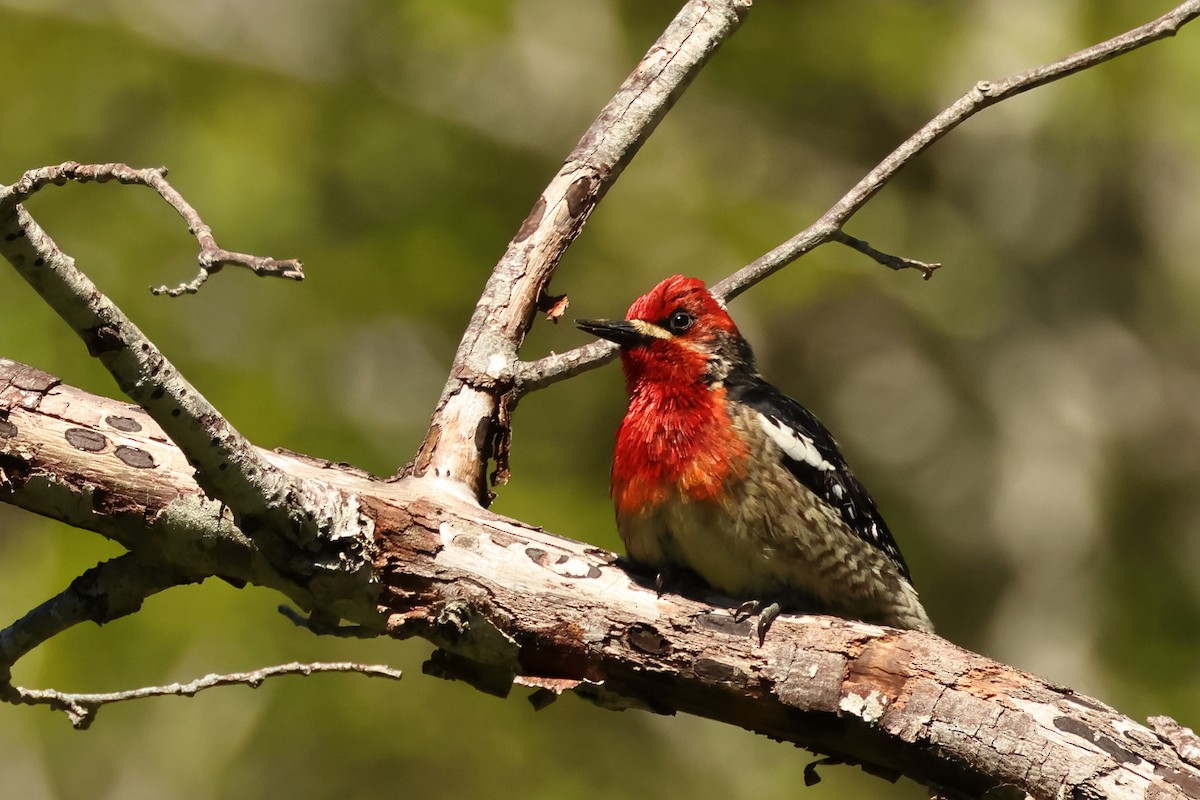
xmin=3 ymin=358 xmax=1200 ymax=798
xmin=3 ymin=2 xmax=1199 ymax=797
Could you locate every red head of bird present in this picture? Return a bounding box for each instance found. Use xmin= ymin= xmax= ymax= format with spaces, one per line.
xmin=577 ymin=275 xmax=753 ymax=510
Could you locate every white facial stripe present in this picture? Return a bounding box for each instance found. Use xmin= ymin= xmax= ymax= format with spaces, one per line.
xmin=630 ymin=319 xmax=673 ymax=340
xmin=756 ymin=413 xmax=835 ymax=472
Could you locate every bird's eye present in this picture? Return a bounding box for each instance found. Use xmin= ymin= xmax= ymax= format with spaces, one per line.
xmin=666 ymin=310 xmax=694 ymax=334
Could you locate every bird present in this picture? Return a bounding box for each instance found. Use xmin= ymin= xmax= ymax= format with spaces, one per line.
xmin=576 ymin=275 xmax=933 ymax=637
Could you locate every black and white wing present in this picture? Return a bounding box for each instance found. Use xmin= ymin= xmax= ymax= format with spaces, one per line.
xmin=728 ymin=375 xmax=913 ymax=580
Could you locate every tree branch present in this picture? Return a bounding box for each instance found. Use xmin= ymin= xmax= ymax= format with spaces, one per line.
xmin=0 ymin=358 xmax=383 ymax=630
xmin=517 ymin=0 xmax=1200 ymax=392
xmin=2 ymin=2 xmax=1198 ymax=796
xmin=830 ymin=230 xmax=941 ymax=280
xmin=0 ymin=166 xmax=373 ymax=600
xmin=7 ymin=661 xmax=403 ymax=731
xmin=0 ymin=555 xmax=192 ymax=683
xmin=713 ymin=0 xmax=1200 ymax=301
xmin=410 ymin=0 xmax=751 ymax=501
xmin=3 ymin=363 xmax=1199 ymax=797
xmin=0 ymin=161 xmax=304 ymax=295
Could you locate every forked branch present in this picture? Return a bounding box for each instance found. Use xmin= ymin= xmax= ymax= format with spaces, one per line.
xmin=0 ymin=161 xmax=303 ymax=295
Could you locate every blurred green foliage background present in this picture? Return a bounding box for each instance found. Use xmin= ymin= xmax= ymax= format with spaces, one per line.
xmin=1 ymin=1 xmax=1199 ymax=797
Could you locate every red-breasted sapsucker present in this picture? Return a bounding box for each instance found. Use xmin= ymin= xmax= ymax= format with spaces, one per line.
xmin=577 ymin=275 xmax=933 ymax=634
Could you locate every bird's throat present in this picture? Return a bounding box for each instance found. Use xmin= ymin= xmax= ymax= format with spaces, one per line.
xmin=612 ymin=383 xmax=748 ymax=514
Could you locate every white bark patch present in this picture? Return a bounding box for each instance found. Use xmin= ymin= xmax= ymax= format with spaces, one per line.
xmin=756 ymin=413 xmax=835 ymax=472
xmin=840 ymin=689 xmax=889 ymax=723
xmin=485 ymin=353 xmax=508 ymax=378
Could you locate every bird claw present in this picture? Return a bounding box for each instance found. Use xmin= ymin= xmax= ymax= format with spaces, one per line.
xmin=730 ymin=600 xmax=781 ymax=644
xmin=756 ymin=602 xmax=781 ymax=644
xmin=732 ymin=599 xmax=760 ymax=622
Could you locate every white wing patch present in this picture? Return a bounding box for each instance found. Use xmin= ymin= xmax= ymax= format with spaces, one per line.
xmin=756 ymin=413 xmax=836 ymax=473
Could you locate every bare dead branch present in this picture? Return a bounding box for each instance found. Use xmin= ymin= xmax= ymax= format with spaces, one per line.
xmin=0 ymin=181 xmax=371 ymax=596
xmin=515 ymin=0 xmax=1200 ymax=393
xmin=410 ymin=0 xmax=751 ymax=501
xmin=830 ymin=230 xmax=941 ymax=280
xmin=516 ymin=339 xmax=619 ymax=394
xmin=3 ymin=364 xmax=1198 ymax=796
xmin=0 ymin=358 xmax=383 ymax=631
xmin=713 ymin=0 xmax=1200 ymax=301
xmin=0 ymin=161 xmax=303 ymax=294
xmin=1 ymin=1 xmax=1197 ymax=795
xmin=6 ymin=661 xmax=403 ymax=730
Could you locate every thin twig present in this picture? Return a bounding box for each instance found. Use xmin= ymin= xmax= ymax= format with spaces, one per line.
xmin=830 ymin=230 xmax=941 ymax=280
xmin=713 ymin=0 xmax=1200 ymax=300
xmin=516 ymin=340 xmax=619 ymax=394
xmin=6 ymin=661 xmax=403 ymax=730
xmin=516 ymin=0 xmax=1200 ymax=393
xmin=0 ymin=161 xmax=303 ymax=295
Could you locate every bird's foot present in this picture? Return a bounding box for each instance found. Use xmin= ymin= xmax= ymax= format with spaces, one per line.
xmin=732 ymin=600 xmax=782 ymax=645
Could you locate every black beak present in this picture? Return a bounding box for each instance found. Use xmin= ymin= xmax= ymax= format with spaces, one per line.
xmin=576 ymin=318 xmax=650 ymax=348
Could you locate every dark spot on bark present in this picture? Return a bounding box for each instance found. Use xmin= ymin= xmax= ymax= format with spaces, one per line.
xmin=586 ymin=565 xmax=602 ymax=579
xmin=451 ymin=533 xmax=479 ymax=551
xmin=0 ymin=419 xmax=16 ymax=438
xmin=627 ymin=623 xmax=671 ymax=655
xmin=114 ymin=446 xmax=155 ymax=469
xmin=150 ymin=388 xmax=165 ymax=400
xmin=1154 ymin=765 xmax=1200 ymax=798
xmin=1056 ymin=692 xmax=1109 ymax=713
xmin=564 ymin=175 xmax=595 ymax=218
xmin=525 ymin=547 xmax=548 ymax=565
xmin=33 ymin=258 xmax=43 ymax=266
xmin=104 ymin=415 xmax=142 ymax=432
xmin=1053 ymin=716 xmax=1139 ymax=764
xmin=171 ymin=408 xmax=181 ymax=417
xmin=81 ymin=323 xmax=123 ymax=356
xmin=695 ymin=657 xmax=747 ymax=687
xmin=583 ymin=546 xmax=618 ymax=565
xmin=515 ymin=196 xmax=546 ymax=242
xmin=694 ymin=611 xmax=753 ymax=637
xmin=65 ymin=428 xmax=108 ymax=452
